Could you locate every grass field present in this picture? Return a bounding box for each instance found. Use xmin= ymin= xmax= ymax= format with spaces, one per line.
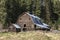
xmin=0 ymin=31 xmax=60 ymax=40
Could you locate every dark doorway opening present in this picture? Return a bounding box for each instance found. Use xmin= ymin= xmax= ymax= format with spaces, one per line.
xmin=23 ymin=24 xmax=27 ymax=31
xmin=24 ymin=24 xmax=26 ymax=27
xmin=34 ymin=25 xmax=36 ymax=30
xmin=16 ymin=28 xmax=21 ymax=32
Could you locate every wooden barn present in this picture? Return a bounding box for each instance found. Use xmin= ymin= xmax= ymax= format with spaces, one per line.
xmin=8 ymin=12 xmax=50 ymax=32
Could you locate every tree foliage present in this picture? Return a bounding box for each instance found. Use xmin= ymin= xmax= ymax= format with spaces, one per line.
xmin=0 ymin=0 xmax=60 ymax=29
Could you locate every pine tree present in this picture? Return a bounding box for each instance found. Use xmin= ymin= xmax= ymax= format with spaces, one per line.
xmin=5 ymin=0 xmax=21 ymax=28
xmin=40 ymin=0 xmax=46 ymax=20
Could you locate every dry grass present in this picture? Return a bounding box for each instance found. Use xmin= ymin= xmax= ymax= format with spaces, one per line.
xmin=0 ymin=31 xmax=60 ymax=40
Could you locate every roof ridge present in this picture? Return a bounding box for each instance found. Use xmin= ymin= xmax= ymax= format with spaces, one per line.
xmin=26 ymin=12 xmax=40 ymax=19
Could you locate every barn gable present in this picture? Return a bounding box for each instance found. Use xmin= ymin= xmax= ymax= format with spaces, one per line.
xmin=16 ymin=12 xmax=34 ymax=31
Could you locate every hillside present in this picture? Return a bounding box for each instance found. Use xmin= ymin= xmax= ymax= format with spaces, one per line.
xmin=0 ymin=31 xmax=60 ymax=40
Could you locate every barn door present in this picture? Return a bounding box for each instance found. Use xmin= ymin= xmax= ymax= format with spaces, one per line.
xmin=23 ymin=24 xmax=27 ymax=31
xmin=34 ymin=25 xmax=36 ymax=30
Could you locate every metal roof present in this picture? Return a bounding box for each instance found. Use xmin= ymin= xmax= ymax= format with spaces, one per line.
xmin=36 ymin=24 xmax=48 ymax=28
xmin=27 ymin=13 xmax=40 ymax=19
xmin=27 ymin=12 xmax=49 ymax=29
xmin=27 ymin=13 xmax=43 ymax=25
xmin=13 ymin=24 xmax=21 ymax=28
